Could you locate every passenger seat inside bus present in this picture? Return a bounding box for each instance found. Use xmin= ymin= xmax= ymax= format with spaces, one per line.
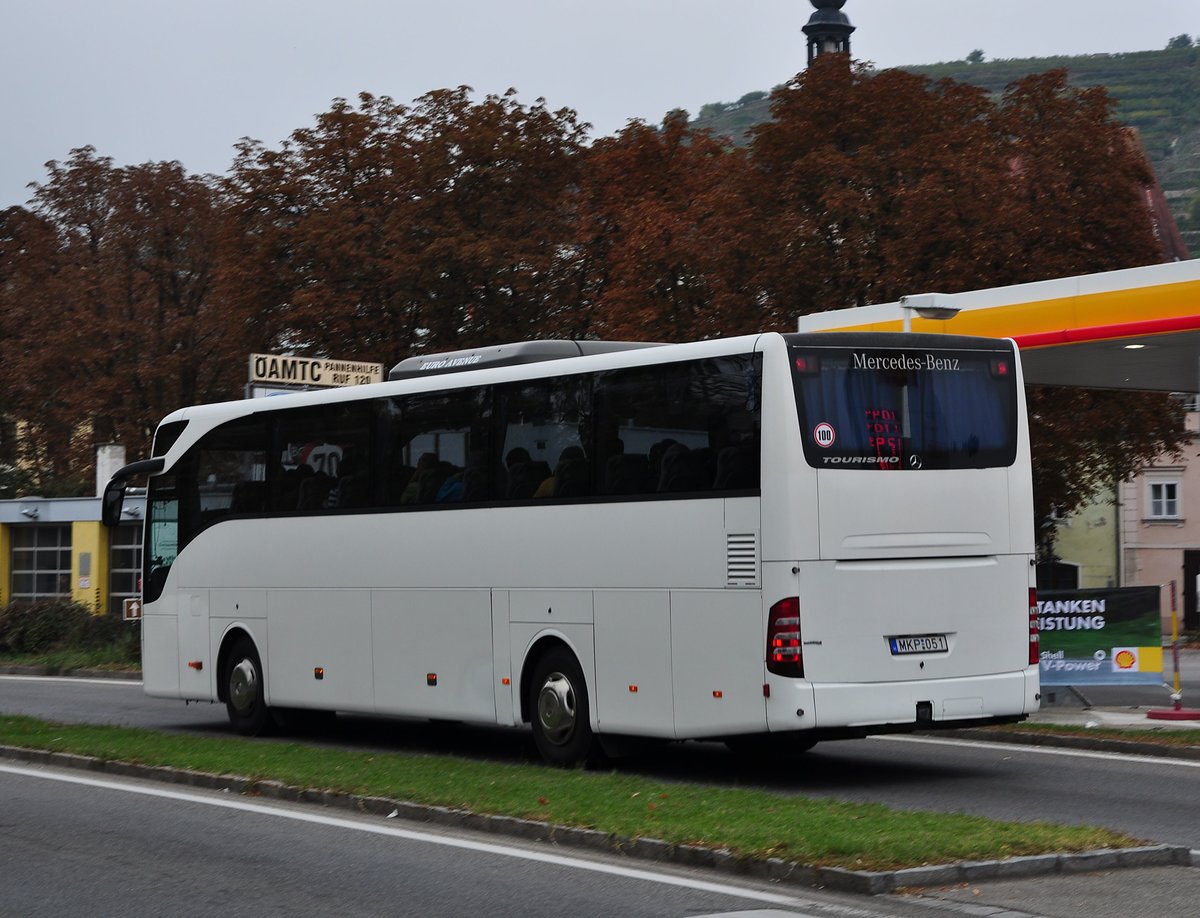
xmin=604 ymin=453 xmax=650 ymax=495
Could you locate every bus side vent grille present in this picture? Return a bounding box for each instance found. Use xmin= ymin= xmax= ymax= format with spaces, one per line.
xmin=726 ymin=533 xmax=759 ymax=587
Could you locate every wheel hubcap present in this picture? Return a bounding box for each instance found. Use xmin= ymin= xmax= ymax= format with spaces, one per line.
xmin=229 ymin=658 xmax=258 ymax=714
xmin=536 ymin=672 xmax=576 ymax=745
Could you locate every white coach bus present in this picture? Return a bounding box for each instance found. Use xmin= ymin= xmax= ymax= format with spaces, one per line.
xmin=103 ymin=332 xmax=1040 ymax=764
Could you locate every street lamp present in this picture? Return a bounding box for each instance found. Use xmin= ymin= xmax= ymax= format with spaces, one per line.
xmin=899 ymin=293 xmax=960 ymax=333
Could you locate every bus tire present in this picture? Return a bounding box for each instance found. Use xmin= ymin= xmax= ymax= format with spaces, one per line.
xmin=529 ymin=647 xmax=596 ymax=766
xmin=225 ymin=637 xmax=272 ymax=736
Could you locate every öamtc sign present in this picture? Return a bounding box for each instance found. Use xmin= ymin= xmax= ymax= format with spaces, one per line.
xmin=249 ymin=354 xmax=384 ymax=389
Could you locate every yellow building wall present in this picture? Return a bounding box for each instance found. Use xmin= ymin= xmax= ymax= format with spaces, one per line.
xmin=1052 ymin=485 xmax=1120 ymax=588
xmin=0 ymin=523 xmax=10 ymax=605
xmin=71 ymin=520 xmax=109 ymax=614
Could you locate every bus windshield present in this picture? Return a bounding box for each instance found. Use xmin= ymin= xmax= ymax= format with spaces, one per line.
xmin=788 ymin=338 xmax=1018 ymax=471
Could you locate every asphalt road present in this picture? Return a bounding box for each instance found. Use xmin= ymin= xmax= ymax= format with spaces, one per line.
xmin=6 ymin=673 xmax=1200 ymax=918
xmin=2 ymin=759 xmax=986 ymax=918
xmin=4 ymin=673 xmax=1200 ymax=850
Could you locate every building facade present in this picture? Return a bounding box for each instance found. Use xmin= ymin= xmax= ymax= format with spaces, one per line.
xmin=1054 ymin=410 xmax=1200 ymax=631
xmin=0 ymin=493 xmax=145 ymax=617
xmin=1119 ymin=410 xmax=1200 ymax=630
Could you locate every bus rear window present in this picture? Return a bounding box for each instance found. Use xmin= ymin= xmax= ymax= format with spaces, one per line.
xmin=790 ymin=342 xmax=1017 ymax=470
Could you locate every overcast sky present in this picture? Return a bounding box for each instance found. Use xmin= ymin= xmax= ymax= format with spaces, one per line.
xmin=2 ymin=0 xmax=1196 ymax=209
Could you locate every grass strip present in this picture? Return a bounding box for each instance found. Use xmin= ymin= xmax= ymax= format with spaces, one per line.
xmin=990 ymin=721 xmax=1200 ymax=747
xmin=0 ymin=713 xmax=1142 ymax=871
xmin=0 ymin=649 xmax=139 ymax=673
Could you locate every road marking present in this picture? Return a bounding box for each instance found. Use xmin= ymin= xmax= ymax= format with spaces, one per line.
xmin=0 ymin=675 xmax=142 ymax=687
xmin=874 ymin=733 xmax=1200 ymax=768
xmin=0 ymin=762 xmax=887 ymax=917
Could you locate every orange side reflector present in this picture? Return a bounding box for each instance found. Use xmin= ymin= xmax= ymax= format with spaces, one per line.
xmin=314 ymin=667 xmax=325 ymax=680
xmin=628 ymin=684 xmax=638 ymax=693
xmin=501 ymin=677 xmax=511 ymax=686
xmin=426 ymin=673 xmax=438 ymax=686
xmin=187 ymin=660 xmax=203 ymax=671
xmin=712 ymin=690 xmax=723 ymax=699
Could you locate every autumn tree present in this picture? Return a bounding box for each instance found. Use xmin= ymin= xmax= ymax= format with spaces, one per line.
xmin=575 ymin=111 xmax=758 ymax=341
xmin=0 ymin=205 xmax=70 ymax=490
xmin=0 ymin=148 xmax=254 ymax=488
xmin=2 ymin=62 xmax=1189 ymax=526
xmin=995 ymin=71 xmax=1163 ymax=280
xmin=745 ymin=57 xmax=1186 ymax=537
xmin=749 ymin=59 xmax=1019 ymax=319
xmin=227 ymin=88 xmax=590 ymax=363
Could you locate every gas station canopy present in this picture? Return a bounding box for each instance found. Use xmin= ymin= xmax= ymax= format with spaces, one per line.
xmin=794 ymin=260 xmax=1200 ymax=393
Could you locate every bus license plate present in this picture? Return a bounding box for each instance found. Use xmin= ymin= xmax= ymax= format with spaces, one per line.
xmin=889 ymin=634 xmax=948 ymax=655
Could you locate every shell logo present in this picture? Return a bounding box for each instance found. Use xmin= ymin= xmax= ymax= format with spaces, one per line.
xmin=1114 ymin=649 xmax=1138 ymax=670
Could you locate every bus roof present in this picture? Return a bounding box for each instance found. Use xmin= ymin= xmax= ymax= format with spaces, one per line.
xmin=388 ymin=339 xmax=665 ymax=380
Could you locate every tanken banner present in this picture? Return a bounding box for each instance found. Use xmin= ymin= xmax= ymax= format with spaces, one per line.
xmin=1038 ymin=586 xmax=1163 ymax=686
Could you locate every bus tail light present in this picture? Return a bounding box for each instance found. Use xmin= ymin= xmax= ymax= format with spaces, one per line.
xmin=1028 ymin=588 xmax=1039 ymax=665
xmin=767 ymin=597 xmax=804 ymax=677
xmin=793 ymin=355 xmax=820 ymax=376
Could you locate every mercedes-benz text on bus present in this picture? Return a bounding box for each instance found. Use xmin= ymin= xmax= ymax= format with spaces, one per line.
xmin=103 ymin=332 xmax=1040 ymax=764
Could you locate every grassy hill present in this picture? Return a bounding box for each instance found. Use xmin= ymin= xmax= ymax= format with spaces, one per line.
xmin=690 ymin=46 xmax=1200 ymax=253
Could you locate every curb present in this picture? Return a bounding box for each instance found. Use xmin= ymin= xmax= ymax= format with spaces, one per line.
xmin=1 ymin=743 xmax=1195 ymax=896
xmin=0 ymin=665 xmax=141 ymax=681
xmin=957 ymin=727 xmax=1200 ymax=761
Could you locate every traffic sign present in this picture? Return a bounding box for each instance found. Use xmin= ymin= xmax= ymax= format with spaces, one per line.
xmin=123 ymin=598 xmax=143 ymax=621
xmin=248 ymin=354 xmax=383 ymax=389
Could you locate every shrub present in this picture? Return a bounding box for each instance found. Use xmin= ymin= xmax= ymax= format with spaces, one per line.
xmin=0 ymin=600 xmax=137 ymax=659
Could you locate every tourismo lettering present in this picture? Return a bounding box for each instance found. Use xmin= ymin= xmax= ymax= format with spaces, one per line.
xmin=821 ymin=456 xmax=900 ymax=465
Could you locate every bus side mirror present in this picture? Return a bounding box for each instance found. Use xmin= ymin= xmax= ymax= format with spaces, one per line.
xmin=102 ymin=478 xmax=128 ymax=528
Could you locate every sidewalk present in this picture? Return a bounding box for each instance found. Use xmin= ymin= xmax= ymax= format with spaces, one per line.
xmin=905 ymin=675 xmax=1200 ymax=917
xmin=1031 ymin=704 xmax=1200 ymax=730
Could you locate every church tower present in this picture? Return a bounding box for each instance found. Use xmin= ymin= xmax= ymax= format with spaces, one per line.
xmin=802 ymin=0 xmax=855 ymax=64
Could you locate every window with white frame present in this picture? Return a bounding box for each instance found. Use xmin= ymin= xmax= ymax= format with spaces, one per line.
xmin=9 ymin=524 xmax=72 ymax=601
xmin=108 ymin=523 xmax=142 ymax=617
xmin=1146 ymin=475 xmax=1181 ymax=520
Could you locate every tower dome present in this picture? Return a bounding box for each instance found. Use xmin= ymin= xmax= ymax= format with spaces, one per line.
xmin=802 ymin=0 xmax=856 ymax=64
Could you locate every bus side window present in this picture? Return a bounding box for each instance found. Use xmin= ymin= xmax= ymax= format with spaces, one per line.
xmin=593 ymin=354 xmax=761 ymax=497
xmin=496 ymin=375 xmax=591 ymax=502
xmin=273 ymin=402 xmax=373 ymax=511
xmin=377 ymin=387 xmax=493 ymax=508
xmin=193 ymin=415 xmax=269 ymax=528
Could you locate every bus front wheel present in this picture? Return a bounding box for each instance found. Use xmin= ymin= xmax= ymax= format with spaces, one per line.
xmin=225 ymin=637 xmax=272 ymax=736
xmin=529 ymin=648 xmax=596 ymax=766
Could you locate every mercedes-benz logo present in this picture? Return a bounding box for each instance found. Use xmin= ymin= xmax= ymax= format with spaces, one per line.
xmin=908 ymin=455 xmax=923 ymax=470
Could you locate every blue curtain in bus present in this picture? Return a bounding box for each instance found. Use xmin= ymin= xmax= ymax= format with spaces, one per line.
xmin=911 ymin=370 xmax=1007 ymax=459
xmin=802 ymin=364 xmax=1009 ymax=465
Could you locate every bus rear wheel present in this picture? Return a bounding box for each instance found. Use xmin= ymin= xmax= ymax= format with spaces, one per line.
xmin=529 ymin=648 xmax=596 ymax=766
xmin=225 ymin=637 xmax=272 ymax=736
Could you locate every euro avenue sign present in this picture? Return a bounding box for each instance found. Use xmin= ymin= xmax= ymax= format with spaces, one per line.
xmin=249 ymin=354 xmax=384 ymax=389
